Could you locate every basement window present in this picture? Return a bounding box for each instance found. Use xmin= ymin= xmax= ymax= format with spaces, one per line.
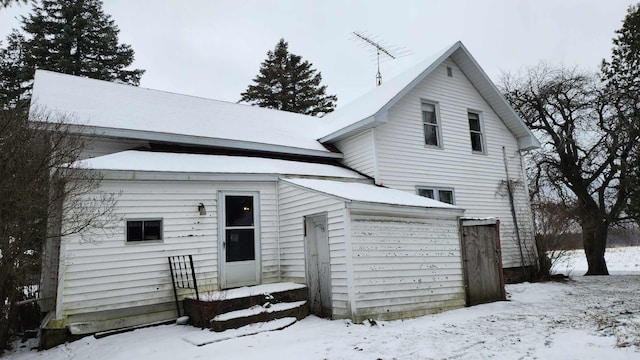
xmin=416 ymin=187 xmax=455 ymax=205
xmin=126 ymin=219 xmax=163 ymax=242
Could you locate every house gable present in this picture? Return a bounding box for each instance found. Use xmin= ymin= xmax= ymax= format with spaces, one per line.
xmin=369 ymin=58 xmax=534 ymax=268
xmin=319 ymin=41 xmax=539 ymax=151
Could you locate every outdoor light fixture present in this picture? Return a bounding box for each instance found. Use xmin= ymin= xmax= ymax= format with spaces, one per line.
xmin=198 ymin=203 xmax=206 ymax=216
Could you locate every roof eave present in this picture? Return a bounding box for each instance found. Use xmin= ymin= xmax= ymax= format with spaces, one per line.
xmin=54 ymin=123 xmax=343 ymax=159
xmin=319 ymin=115 xmax=383 ymax=143
xmin=517 ymin=134 xmax=541 ymax=151
xmin=347 ymin=201 xmax=465 ymax=216
xmin=449 ymin=44 xmax=540 ymax=150
xmin=320 ymin=42 xmax=465 ymax=143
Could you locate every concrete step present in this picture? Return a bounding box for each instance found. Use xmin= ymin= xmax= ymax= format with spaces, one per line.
xmin=183 ymin=317 xmax=298 ymax=346
xmin=183 ymin=282 xmax=309 ymax=329
xmin=210 ymin=300 xmax=308 ymax=332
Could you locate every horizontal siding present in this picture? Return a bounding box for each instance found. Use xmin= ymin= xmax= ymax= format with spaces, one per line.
xmin=278 ymin=181 xmax=351 ymax=318
xmin=374 ymin=58 xmax=535 ymax=268
xmin=350 ymin=215 xmax=465 ymax=321
xmin=60 ymin=179 xmax=279 ymax=321
xmin=335 ymin=130 xmax=375 ymax=177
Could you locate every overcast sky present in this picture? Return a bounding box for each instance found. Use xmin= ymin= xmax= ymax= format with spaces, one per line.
xmin=0 ymin=0 xmax=633 ymax=106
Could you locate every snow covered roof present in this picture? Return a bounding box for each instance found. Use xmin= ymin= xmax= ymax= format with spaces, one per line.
xmin=319 ymin=41 xmax=540 ymax=150
xmin=77 ymin=151 xmax=364 ymax=178
xmin=283 ymin=178 xmax=462 ymax=210
xmin=31 ymin=70 xmax=337 ymax=159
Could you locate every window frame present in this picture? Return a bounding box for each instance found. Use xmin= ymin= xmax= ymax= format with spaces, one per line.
xmin=223 ymin=194 xmax=257 ymax=263
xmin=125 ymin=218 xmax=164 ymax=244
xmin=421 ymin=100 xmax=442 ymax=149
xmin=416 ymin=186 xmax=456 ymax=205
xmin=467 ymin=110 xmax=486 ymax=154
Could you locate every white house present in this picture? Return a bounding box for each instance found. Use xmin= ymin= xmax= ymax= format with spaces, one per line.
xmin=32 ymin=41 xmax=538 ymax=342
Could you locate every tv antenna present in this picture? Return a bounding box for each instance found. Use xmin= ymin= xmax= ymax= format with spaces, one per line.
xmin=351 ymin=31 xmax=411 ymax=86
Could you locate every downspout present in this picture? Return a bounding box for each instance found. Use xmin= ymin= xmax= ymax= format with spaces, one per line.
xmin=276 ymin=179 xmax=282 ymax=281
xmin=502 ymin=146 xmax=526 ymax=278
xmin=371 ymin=128 xmax=381 ymax=185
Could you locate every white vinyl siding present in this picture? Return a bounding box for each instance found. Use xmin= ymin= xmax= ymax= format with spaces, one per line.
xmin=372 ymin=59 xmax=535 ymax=268
xmin=350 ymin=214 xmax=465 ymax=321
xmin=334 ymin=130 xmax=376 ymax=178
xmin=58 ymin=179 xmax=279 ymax=326
xmin=277 ymin=180 xmax=352 ymax=318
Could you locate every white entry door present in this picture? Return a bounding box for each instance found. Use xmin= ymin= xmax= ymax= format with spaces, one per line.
xmin=219 ymin=192 xmax=260 ymax=288
xmin=305 ymin=213 xmax=332 ymax=317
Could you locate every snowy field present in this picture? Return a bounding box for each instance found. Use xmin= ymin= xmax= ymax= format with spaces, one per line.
xmin=6 ymin=247 xmax=640 ymax=360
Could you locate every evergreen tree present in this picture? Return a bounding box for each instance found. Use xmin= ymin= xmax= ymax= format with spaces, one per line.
xmin=0 ymin=0 xmax=144 ymax=108
xmin=240 ymin=39 xmax=337 ymax=117
xmin=1 ymin=0 xmax=28 ymax=8
xmin=601 ymin=4 xmax=640 ymax=221
xmin=0 ymin=31 xmax=30 ymax=109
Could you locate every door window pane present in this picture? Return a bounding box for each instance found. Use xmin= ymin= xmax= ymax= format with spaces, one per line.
xmin=225 ymin=196 xmax=254 ymax=226
xmin=226 ymin=229 xmax=255 ymax=262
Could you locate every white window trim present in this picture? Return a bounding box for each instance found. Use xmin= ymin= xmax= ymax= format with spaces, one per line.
xmin=468 ymin=110 xmax=487 ymax=154
xmin=415 ymin=186 xmax=456 ymax=205
xmin=125 ymin=218 xmax=164 ymax=244
xmin=421 ymin=100 xmax=443 ymax=149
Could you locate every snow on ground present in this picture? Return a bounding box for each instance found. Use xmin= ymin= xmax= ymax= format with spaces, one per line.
xmin=6 ymin=247 xmax=640 ymax=360
xmin=552 ymin=246 xmax=640 ymax=275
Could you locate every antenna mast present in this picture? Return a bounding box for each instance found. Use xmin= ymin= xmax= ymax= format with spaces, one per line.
xmin=352 ymin=31 xmax=409 ymax=86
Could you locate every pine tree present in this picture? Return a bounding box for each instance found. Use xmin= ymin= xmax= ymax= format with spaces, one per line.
xmin=240 ymin=39 xmax=337 ymax=117
xmin=1 ymin=0 xmax=27 ymax=8
xmin=0 ymin=31 xmax=30 ymax=109
xmin=602 ymin=4 xmax=640 ymax=221
xmin=0 ymin=0 xmax=144 ymax=109
xmin=602 ymin=4 xmax=640 ymax=116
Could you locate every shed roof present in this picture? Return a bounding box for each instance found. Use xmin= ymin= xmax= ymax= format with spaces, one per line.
xmin=283 ymin=178 xmax=462 ymax=210
xmin=31 ymin=70 xmax=337 ymax=159
xmin=319 ymin=41 xmax=540 ymax=150
xmin=77 ymin=150 xmax=364 ymax=178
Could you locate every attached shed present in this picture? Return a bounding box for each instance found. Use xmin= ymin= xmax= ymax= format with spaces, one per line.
xmin=279 ymin=178 xmax=467 ymax=322
xmin=43 ymin=151 xmax=469 ymax=334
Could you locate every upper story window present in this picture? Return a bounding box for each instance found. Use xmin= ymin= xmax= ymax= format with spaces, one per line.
xmin=422 ymin=102 xmax=441 ymax=147
xmin=126 ymin=219 xmax=163 ymax=243
xmin=468 ymin=111 xmax=485 ymax=153
xmin=416 ymin=186 xmax=455 ymax=205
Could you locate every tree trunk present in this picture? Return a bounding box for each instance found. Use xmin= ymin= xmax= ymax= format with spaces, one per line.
xmin=582 ymin=221 xmax=609 ymax=275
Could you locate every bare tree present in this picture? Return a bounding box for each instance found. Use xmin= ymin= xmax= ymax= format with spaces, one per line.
xmin=0 ymin=107 xmax=116 ymax=351
xmin=530 ymin=199 xmax=577 ymax=277
xmin=501 ymin=65 xmax=636 ymax=275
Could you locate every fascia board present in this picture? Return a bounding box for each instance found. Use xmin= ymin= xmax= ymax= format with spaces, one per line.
xmin=40 ymin=123 xmax=343 ymax=159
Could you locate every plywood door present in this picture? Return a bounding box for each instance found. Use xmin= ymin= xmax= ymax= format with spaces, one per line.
xmin=305 ymin=214 xmax=332 ymax=317
xmin=462 ymin=225 xmax=504 ymax=305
